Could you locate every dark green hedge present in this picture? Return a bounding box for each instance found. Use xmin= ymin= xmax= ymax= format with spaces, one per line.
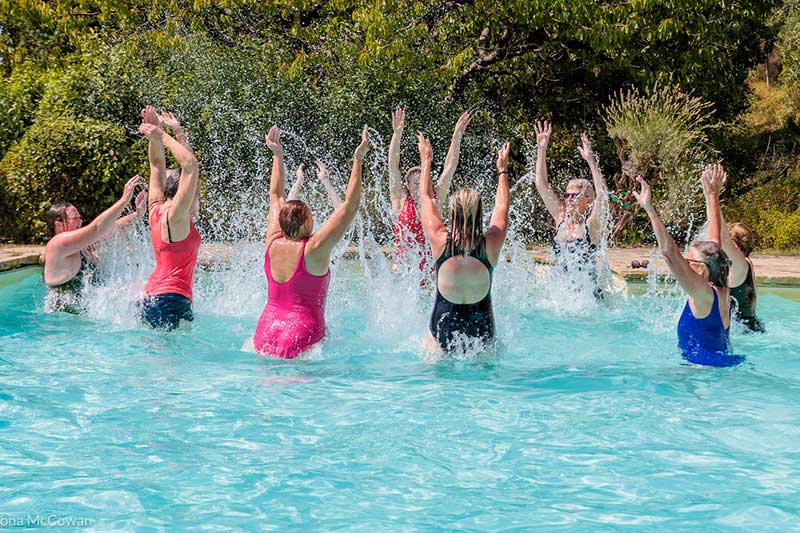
xmin=1 ymin=116 xmax=138 ymax=241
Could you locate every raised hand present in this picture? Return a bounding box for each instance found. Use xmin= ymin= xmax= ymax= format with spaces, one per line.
xmin=159 ymin=111 xmax=182 ymax=134
xmin=631 ymin=176 xmax=652 ymax=210
xmin=354 ymin=128 xmax=370 ymax=160
xmin=122 ymin=175 xmax=141 ymax=203
xmin=138 ymin=123 xmax=164 ymax=142
xmin=141 ymin=106 xmax=160 ymax=127
xmin=315 ymin=160 xmax=329 ymax=183
xmin=265 ymin=126 xmax=283 ymax=156
xmin=497 ymin=142 xmax=510 ymax=173
xmin=417 ymin=132 xmax=432 ymax=163
xmin=535 ymin=120 xmax=552 ymax=149
xmin=295 ymin=163 xmax=306 ymax=181
xmin=701 ymin=163 xmax=726 ymax=197
xmin=392 ymin=108 xmax=405 ymax=133
xmin=577 ymin=133 xmax=593 ymax=161
xmin=454 ymin=111 xmax=472 ymax=135
xmin=134 ymin=190 xmax=147 ymax=216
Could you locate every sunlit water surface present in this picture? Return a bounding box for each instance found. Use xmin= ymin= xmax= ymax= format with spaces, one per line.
xmin=2 ymin=259 xmax=800 ymax=530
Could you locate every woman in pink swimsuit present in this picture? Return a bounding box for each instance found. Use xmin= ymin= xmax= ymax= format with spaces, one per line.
xmin=253 ymin=126 xmax=370 ymax=358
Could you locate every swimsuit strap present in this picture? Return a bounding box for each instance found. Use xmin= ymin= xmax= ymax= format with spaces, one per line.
xmin=435 ymin=236 xmax=493 ymax=274
xmin=165 ymin=207 xmax=173 ymax=244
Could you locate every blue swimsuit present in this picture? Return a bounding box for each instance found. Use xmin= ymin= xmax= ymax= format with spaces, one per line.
xmin=677 ymin=286 xmax=743 ymax=367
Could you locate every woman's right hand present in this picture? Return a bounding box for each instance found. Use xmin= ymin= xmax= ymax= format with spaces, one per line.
xmin=392 ymin=108 xmax=405 ymax=133
xmin=496 ymin=142 xmax=510 ymax=173
xmin=535 ymin=120 xmax=552 ymax=150
xmin=265 ymin=126 xmax=283 ymax=156
xmin=122 ymin=175 xmax=141 ymax=203
xmin=701 ymin=163 xmax=726 ymax=197
xmin=417 ymin=133 xmax=432 ymax=163
xmin=315 ymin=160 xmax=329 ymax=183
xmin=138 ymin=123 xmax=164 ymax=142
xmin=354 ymin=128 xmax=370 ymax=160
xmin=632 ymin=175 xmax=652 ymax=210
xmin=295 ymin=163 xmax=306 ymax=181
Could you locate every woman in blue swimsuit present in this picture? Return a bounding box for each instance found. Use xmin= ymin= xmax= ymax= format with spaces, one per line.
xmin=633 ymin=173 xmax=743 ymax=367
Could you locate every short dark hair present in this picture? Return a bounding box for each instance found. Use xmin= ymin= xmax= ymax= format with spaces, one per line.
xmin=279 ymin=200 xmax=312 ymax=241
xmin=46 ymin=203 xmax=72 ymax=237
xmin=164 ymin=168 xmax=181 ymax=199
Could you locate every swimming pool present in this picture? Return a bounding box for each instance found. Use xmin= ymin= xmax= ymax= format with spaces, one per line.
xmin=2 ymin=263 xmax=800 ymax=529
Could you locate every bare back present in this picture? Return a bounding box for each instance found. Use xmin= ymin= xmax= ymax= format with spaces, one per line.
xmin=436 ymin=255 xmax=491 ymax=304
xmin=43 ymin=240 xmax=83 ymax=286
xmin=269 ymin=237 xmax=329 ymax=281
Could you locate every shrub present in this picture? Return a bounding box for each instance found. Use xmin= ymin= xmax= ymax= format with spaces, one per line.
xmin=0 ymin=116 xmax=139 ymax=242
xmin=0 ymin=66 xmax=45 ymax=157
xmin=725 ymin=162 xmax=800 ymax=249
xmin=603 ymin=84 xmax=717 ymax=237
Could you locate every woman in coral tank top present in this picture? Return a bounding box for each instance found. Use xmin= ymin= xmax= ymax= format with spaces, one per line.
xmin=253 ymin=126 xmax=369 ymax=358
xmin=138 ymin=107 xmax=201 ymax=330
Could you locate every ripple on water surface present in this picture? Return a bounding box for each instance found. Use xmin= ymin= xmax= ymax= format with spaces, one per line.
xmin=1 ymin=266 xmax=800 ymax=529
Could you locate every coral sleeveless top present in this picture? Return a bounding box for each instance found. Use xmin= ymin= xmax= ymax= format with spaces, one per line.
xmin=145 ymin=204 xmax=201 ymax=300
xmin=253 ymin=239 xmax=331 ymax=358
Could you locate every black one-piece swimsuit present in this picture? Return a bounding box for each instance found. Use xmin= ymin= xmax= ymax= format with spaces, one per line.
xmin=429 ymin=239 xmax=495 ymax=352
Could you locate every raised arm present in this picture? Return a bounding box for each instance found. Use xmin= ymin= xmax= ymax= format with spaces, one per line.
xmin=485 ymin=143 xmax=511 ymax=266
xmin=533 ymin=120 xmax=563 ymax=223
xmin=142 ymin=125 xmax=199 ymax=223
xmin=702 ymin=164 xmax=749 ymax=286
xmin=288 ymin=163 xmax=305 ymax=201
xmin=51 ymin=175 xmax=140 ymax=255
xmin=418 ymin=133 xmax=448 ymax=258
xmin=578 ymin=134 xmax=609 ymax=236
xmin=265 ymin=126 xmax=286 ymax=243
xmin=116 ymin=190 xmax=147 ymax=228
xmin=316 ymin=160 xmax=342 ymax=208
xmin=388 ymin=108 xmax=406 ymax=215
xmin=436 ymin=111 xmax=471 ymax=210
xmin=140 ymin=106 xmax=166 ymax=209
xmin=307 ymin=129 xmax=369 ymax=260
xmin=633 ymin=176 xmax=713 ymax=306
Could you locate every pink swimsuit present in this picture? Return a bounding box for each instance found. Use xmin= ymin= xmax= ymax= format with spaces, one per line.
xmin=253 ymin=239 xmax=331 ymax=358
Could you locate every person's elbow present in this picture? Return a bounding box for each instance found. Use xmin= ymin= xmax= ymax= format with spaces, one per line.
xmin=182 ymin=155 xmax=199 ymax=172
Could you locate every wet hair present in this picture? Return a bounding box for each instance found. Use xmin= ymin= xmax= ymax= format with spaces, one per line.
xmin=690 ymin=240 xmax=731 ymax=288
xmin=46 ymin=203 xmax=73 ymax=237
xmin=566 ymin=178 xmax=595 ymax=200
xmin=447 ymin=188 xmax=485 ymax=257
xmin=728 ymin=222 xmax=756 ymax=257
xmin=279 ymin=200 xmax=313 ymax=241
xmin=164 ymin=168 xmax=182 ymax=199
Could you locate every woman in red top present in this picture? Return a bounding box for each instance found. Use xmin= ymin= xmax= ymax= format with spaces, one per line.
xmin=138 ymin=107 xmax=201 ymax=330
xmin=388 ymin=108 xmax=471 ymax=271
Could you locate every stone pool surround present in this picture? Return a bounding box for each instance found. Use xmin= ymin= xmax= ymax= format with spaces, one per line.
xmin=3 ymin=244 xmax=799 ymax=286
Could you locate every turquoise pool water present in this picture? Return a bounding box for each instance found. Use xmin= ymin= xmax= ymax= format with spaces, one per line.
xmin=2 ymin=264 xmax=800 ymax=530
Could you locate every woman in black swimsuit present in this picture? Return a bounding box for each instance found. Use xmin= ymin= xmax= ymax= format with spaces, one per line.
xmin=417 ymin=133 xmax=510 ymax=354
xmin=701 ymin=164 xmax=764 ymax=332
xmin=533 ymin=121 xmax=609 ymax=297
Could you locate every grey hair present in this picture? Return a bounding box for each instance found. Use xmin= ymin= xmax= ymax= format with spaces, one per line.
xmin=567 ymin=178 xmax=595 ymax=200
